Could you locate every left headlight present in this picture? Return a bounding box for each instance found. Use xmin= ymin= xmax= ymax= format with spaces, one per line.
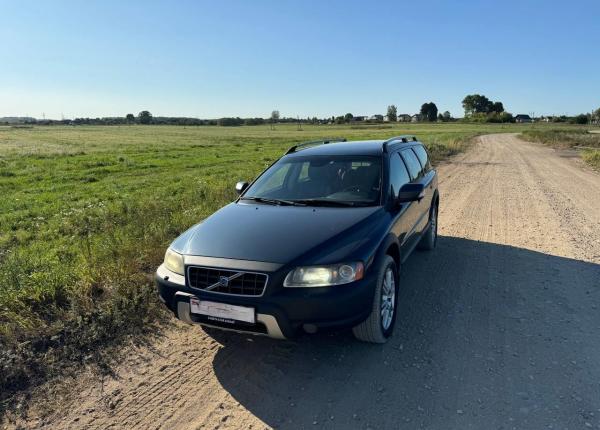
xmin=164 ymin=248 xmax=185 ymax=275
xmin=283 ymin=262 xmax=364 ymax=287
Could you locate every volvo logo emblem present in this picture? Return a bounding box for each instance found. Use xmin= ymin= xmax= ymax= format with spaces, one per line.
xmin=204 ymin=272 xmax=243 ymax=291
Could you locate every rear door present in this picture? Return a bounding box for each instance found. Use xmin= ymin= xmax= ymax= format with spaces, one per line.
xmin=410 ymin=144 xmax=435 ymax=233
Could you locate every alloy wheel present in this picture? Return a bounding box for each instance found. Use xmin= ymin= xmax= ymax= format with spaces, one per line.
xmin=381 ymin=267 xmax=395 ymax=330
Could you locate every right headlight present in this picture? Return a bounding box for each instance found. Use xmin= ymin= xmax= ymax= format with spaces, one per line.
xmin=283 ymin=262 xmax=364 ymax=287
xmin=164 ymin=248 xmax=184 ymax=275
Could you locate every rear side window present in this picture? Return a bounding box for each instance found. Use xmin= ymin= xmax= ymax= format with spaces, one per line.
xmin=412 ymin=145 xmax=431 ymax=171
xmin=400 ymin=149 xmax=422 ymax=180
xmin=389 ymin=153 xmax=411 ymax=196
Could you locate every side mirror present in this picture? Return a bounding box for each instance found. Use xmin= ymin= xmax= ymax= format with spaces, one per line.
xmin=235 ymin=181 xmax=249 ymax=195
xmin=397 ymin=183 xmax=425 ymax=203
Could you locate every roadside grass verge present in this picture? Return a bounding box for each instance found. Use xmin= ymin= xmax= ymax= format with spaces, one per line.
xmin=582 ymin=149 xmax=600 ymax=170
xmin=520 ymin=128 xmax=600 ymax=149
xmin=520 ymin=128 xmax=600 ymax=170
xmin=0 ymin=122 xmax=542 ymax=411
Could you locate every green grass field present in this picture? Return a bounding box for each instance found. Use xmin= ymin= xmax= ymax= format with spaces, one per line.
xmin=0 ymin=121 xmax=587 ymax=401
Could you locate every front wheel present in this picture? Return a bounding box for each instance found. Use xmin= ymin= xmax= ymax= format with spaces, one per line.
xmin=352 ymin=256 xmax=399 ymax=344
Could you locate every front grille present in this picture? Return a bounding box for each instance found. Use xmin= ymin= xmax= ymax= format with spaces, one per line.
xmin=187 ymin=266 xmax=267 ymax=296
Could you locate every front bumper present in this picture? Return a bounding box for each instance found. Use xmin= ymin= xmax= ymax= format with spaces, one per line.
xmin=155 ymin=262 xmax=377 ymax=339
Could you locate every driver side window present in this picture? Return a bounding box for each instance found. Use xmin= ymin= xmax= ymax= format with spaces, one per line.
xmin=390 ymin=153 xmax=411 ymax=198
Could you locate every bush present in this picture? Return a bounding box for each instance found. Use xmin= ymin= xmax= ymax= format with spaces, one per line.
xmin=464 ymin=112 xmax=514 ymax=123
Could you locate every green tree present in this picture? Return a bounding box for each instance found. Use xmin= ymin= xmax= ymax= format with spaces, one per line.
xmin=125 ymin=113 xmax=135 ymax=124
xmin=491 ymin=102 xmax=504 ymax=113
xmin=572 ymin=114 xmax=589 ymax=124
xmin=442 ymin=111 xmax=452 ymax=121
xmin=138 ymin=110 xmax=152 ymax=124
xmin=462 ymin=94 xmax=491 ymax=115
xmin=462 ymin=94 xmax=506 ymax=116
xmin=270 ymin=110 xmax=280 ymax=129
xmin=344 ymin=113 xmax=354 ymax=123
xmin=420 ymin=102 xmax=438 ymax=122
xmin=386 ymin=105 xmax=397 ymax=122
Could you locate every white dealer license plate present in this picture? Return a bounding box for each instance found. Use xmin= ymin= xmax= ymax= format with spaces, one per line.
xmin=189 ymin=298 xmax=255 ymax=324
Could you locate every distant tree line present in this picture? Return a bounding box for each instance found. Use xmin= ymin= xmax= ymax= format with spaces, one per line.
xmin=541 ymin=113 xmax=595 ymax=124
xmin=2 ymin=105 xmax=598 ymax=127
xmin=0 ymin=111 xmax=315 ymax=127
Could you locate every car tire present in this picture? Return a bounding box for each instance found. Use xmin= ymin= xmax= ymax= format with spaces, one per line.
xmin=352 ymin=255 xmax=399 ymax=344
xmin=418 ymin=201 xmax=438 ymax=251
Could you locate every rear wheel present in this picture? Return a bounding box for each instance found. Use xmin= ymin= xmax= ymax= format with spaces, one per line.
xmin=352 ymin=256 xmax=399 ymax=343
xmin=418 ymin=202 xmax=438 ymax=250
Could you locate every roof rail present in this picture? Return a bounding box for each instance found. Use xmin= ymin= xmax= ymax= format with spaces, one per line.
xmin=382 ymin=135 xmax=418 ymax=152
xmin=285 ymin=138 xmax=347 ymax=154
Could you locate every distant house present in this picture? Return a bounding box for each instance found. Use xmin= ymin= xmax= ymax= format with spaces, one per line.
xmin=383 ymin=115 xmax=390 ymax=122
xmin=352 ymin=116 xmax=367 ymax=122
xmin=411 ymin=114 xmax=421 ymax=123
xmin=397 ymin=114 xmax=411 ymax=122
xmin=369 ymin=114 xmax=384 ymax=122
xmin=515 ymin=114 xmax=533 ymax=123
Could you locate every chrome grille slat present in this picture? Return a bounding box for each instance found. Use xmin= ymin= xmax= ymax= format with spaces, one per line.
xmin=187 ymin=266 xmax=267 ymax=296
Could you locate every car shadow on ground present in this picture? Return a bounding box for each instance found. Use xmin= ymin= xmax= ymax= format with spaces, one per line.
xmin=209 ymin=236 xmax=600 ymax=429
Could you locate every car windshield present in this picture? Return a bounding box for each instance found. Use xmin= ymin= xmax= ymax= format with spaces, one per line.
xmin=242 ymin=155 xmax=382 ymax=206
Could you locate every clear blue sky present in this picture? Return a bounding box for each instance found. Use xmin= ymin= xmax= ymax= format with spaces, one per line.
xmin=1 ymin=0 xmax=598 ymax=119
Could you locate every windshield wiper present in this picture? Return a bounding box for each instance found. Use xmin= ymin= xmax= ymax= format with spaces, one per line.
xmin=290 ymin=199 xmax=362 ymax=207
xmin=240 ymin=196 xmax=306 ymax=206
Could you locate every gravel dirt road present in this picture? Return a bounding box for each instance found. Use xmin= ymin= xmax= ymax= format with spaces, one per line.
xmin=16 ymin=133 xmax=600 ymax=429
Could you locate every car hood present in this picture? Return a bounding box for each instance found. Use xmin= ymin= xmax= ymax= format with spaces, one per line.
xmin=171 ymin=202 xmax=383 ymax=264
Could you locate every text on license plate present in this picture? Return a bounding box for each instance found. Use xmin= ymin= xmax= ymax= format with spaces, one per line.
xmin=190 ymin=298 xmax=255 ymax=324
